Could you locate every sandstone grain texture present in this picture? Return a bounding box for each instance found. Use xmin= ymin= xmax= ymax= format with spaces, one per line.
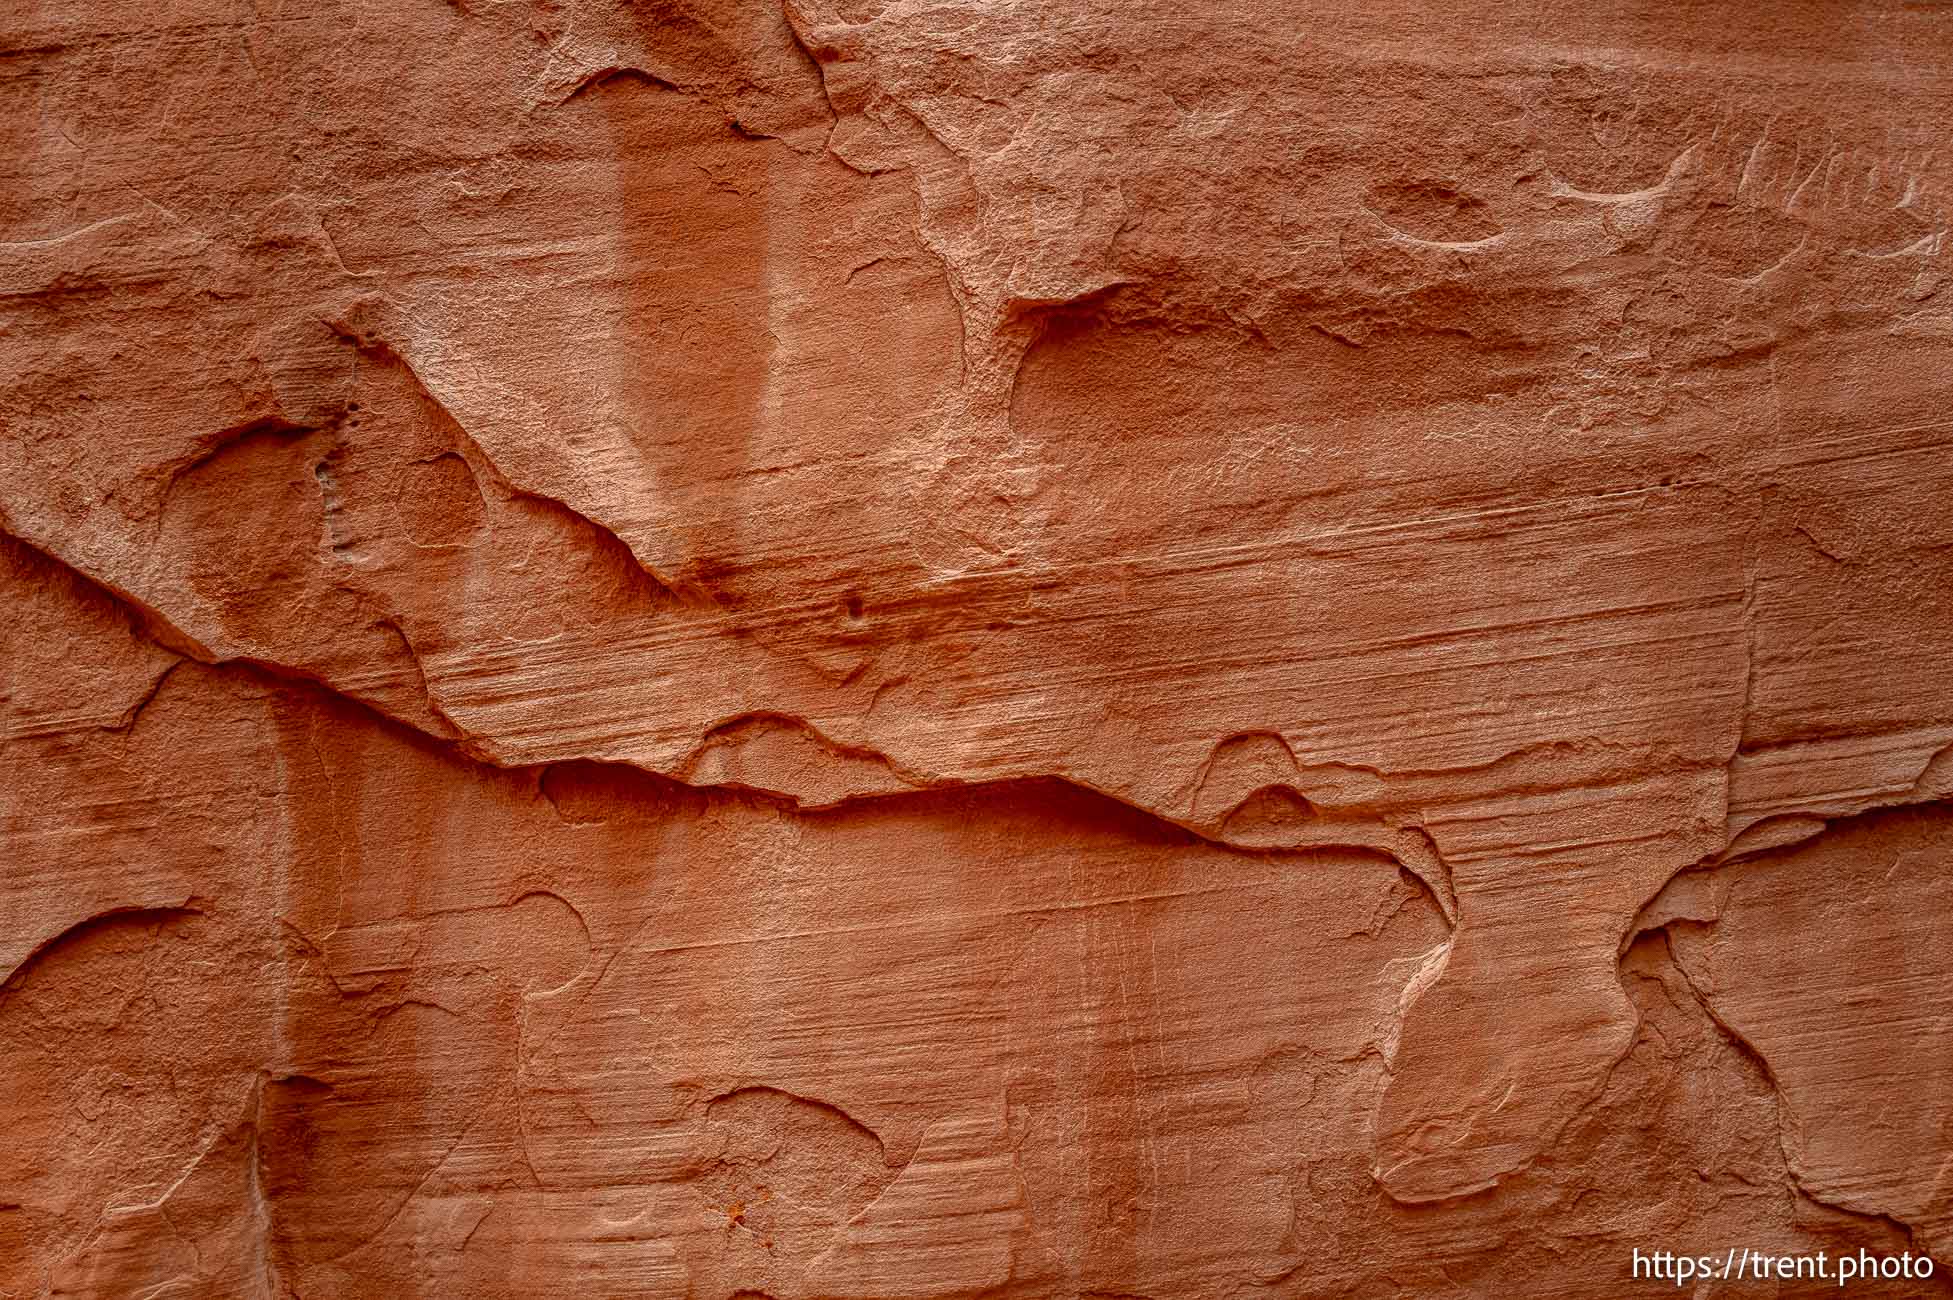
xmin=3 ymin=0 xmax=1953 ymax=1295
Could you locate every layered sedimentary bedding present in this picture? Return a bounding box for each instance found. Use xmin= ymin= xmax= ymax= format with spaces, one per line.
xmin=3 ymin=1 xmax=1952 ymax=1295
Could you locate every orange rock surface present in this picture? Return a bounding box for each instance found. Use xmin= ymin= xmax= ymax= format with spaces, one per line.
xmin=3 ymin=1 xmax=1952 ymax=1295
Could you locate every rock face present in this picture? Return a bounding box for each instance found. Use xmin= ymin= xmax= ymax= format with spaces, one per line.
xmin=3 ymin=1 xmax=1952 ymax=1295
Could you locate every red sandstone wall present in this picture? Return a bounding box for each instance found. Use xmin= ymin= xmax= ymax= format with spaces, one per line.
xmin=3 ymin=1 xmax=1952 ymax=1295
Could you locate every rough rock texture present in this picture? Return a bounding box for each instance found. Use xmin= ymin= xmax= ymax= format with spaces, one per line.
xmin=4 ymin=0 xmax=1953 ymax=1295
